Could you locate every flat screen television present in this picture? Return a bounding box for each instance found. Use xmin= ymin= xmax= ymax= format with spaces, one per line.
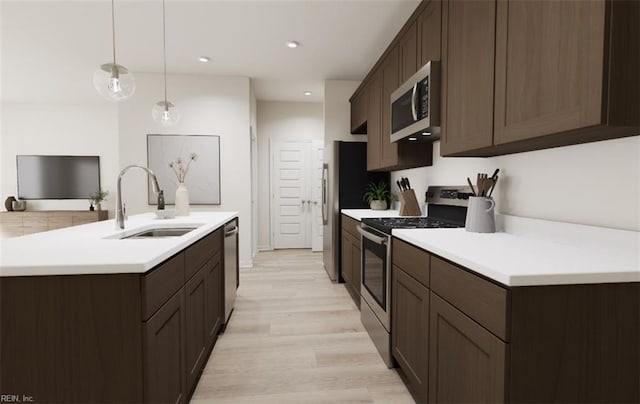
xmin=16 ymin=155 xmax=101 ymax=200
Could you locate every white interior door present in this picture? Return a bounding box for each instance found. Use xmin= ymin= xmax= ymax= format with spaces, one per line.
xmin=271 ymin=141 xmax=308 ymax=249
xmin=311 ymin=141 xmax=324 ymax=252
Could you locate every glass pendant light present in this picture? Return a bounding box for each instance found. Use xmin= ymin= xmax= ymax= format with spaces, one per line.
xmin=93 ymin=0 xmax=135 ymax=101
xmin=152 ymin=0 xmax=180 ymax=126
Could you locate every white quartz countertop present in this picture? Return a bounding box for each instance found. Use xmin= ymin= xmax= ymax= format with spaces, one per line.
xmin=341 ymin=209 xmax=404 ymax=220
xmin=0 ymin=211 xmax=237 ymax=277
xmin=394 ymin=217 xmax=640 ymax=287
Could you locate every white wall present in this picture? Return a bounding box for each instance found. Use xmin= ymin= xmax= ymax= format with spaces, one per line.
xmin=324 ymin=80 xmax=367 ymax=144
xmin=391 ymin=136 xmax=640 ymax=231
xmin=118 ymin=73 xmax=254 ymax=266
xmin=1 ymin=103 xmax=119 ymax=213
xmin=256 ymin=101 xmax=324 ymax=249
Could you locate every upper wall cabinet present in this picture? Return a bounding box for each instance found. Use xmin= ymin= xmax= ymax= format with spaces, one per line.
xmin=441 ymin=0 xmax=640 ymax=157
xmin=440 ymin=0 xmax=496 ymax=156
xmin=399 ymin=21 xmax=418 ymax=83
xmin=351 ymin=0 xmax=440 ymax=171
xmin=418 ymin=0 xmax=442 ymax=66
xmin=351 ymin=85 xmax=368 ymax=134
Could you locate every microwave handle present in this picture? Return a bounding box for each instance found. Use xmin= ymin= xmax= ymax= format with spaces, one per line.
xmin=411 ymin=83 xmax=418 ymax=121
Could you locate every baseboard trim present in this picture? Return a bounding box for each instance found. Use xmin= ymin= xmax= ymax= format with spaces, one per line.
xmin=258 ymin=245 xmax=273 ymax=251
xmin=239 ymin=260 xmax=253 ymax=268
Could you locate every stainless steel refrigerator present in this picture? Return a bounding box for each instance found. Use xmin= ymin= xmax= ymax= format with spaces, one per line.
xmin=321 ymin=141 xmax=389 ymax=281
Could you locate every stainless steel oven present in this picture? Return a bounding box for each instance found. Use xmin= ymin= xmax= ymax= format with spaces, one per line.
xmin=357 ymin=224 xmax=393 ymax=367
xmin=356 ymin=186 xmax=472 ymax=368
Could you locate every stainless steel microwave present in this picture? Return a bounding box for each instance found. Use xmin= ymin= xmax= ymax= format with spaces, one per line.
xmin=390 ymin=61 xmax=440 ymax=142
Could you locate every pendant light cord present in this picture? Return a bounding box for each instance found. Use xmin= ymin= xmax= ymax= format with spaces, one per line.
xmin=111 ymin=0 xmax=117 ymax=64
xmin=162 ymin=0 xmax=168 ymax=104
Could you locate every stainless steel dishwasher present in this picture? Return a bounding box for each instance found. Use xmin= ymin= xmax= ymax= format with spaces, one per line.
xmin=223 ymin=219 xmax=238 ymax=324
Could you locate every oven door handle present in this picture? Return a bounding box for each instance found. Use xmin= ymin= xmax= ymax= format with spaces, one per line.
xmin=357 ymin=226 xmax=387 ymax=245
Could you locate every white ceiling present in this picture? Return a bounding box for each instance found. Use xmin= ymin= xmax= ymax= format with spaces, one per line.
xmin=1 ymin=0 xmax=420 ymax=104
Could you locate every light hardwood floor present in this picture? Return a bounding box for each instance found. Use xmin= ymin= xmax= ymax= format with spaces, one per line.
xmin=191 ymin=249 xmax=414 ymax=403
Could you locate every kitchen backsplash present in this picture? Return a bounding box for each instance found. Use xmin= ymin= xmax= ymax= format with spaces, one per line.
xmin=391 ymin=136 xmax=640 ymax=232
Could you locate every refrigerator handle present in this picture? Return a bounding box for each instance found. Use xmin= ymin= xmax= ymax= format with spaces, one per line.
xmin=321 ymin=163 xmax=329 ymax=225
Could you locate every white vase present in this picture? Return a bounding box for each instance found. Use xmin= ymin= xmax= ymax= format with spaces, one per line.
xmin=175 ymin=182 xmax=190 ymax=216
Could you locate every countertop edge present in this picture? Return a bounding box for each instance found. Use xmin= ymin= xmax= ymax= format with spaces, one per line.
xmin=0 ymin=212 xmax=238 ymax=277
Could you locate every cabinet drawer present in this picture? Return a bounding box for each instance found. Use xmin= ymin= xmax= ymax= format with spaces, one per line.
xmin=142 ymin=253 xmax=185 ymax=321
xmin=393 ymin=239 xmax=430 ymax=287
xmin=342 ymin=215 xmax=360 ymax=238
xmin=185 ymin=230 xmax=221 ymax=281
xmin=430 ymin=256 xmax=508 ymax=341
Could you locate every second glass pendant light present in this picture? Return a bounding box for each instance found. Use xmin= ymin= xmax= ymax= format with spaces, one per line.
xmin=153 ymin=0 xmax=179 ymax=126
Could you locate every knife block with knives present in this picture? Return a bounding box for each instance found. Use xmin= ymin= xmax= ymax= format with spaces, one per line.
xmin=396 ymin=177 xmax=421 ymax=216
xmin=399 ymin=189 xmax=422 ymax=216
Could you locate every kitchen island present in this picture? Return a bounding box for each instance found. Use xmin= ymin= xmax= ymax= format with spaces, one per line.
xmin=0 ymin=212 xmax=238 ymax=403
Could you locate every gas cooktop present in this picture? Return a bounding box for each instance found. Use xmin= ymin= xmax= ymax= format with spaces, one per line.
xmin=360 ymin=185 xmax=473 ymax=234
xmin=361 ymin=216 xmax=462 ymax=234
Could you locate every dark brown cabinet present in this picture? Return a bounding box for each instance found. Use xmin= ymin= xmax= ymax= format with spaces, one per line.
xmin=390 ymin=238 xmax=639 ymax=403
xmin=440 ymin=0 xmax=496 ymax=156
xmin=341 ymin=215 xmax=362 ymax=308
xmin=429 ymin=292 xmax=506 ymax=403
xmin=143 ymin=289 xmax=188 ymax=404
xmin=418 ymin=0 xmax=442 ymax=66
xmin=392 ymin=265 xmax=429 ymax=403
xmin=399 ymin=21 xmax=418 ymax=83
xmin=351 ymin=0 xmax=436 ymax=172
xmin=185 ymin=265 xmax=208 ymax=392
xmin=1 ymin=227 xmax=227 ymax=404
xmin=341 ymin=230 xmax=353 ymax=286
xmin=380 ymin=49 xmax=400 ymax=168
xmin=442 ymin=0 xmax=639 ymax=157
xmin=350 ymin=86 xmax=368 ymax=134
xmin=205 ymin=254 xmax=223 ymax=347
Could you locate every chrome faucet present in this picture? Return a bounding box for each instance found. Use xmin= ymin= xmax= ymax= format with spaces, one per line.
xmin=116 ymin=165 xmax=161 ymax=229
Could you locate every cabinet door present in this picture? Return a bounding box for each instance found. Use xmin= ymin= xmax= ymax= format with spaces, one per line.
xmin=418 ymin=0 xmax=442 ymax=65
xmin=441 ymin=0 xmax=496 ymax=156
xmin=380 ymin=48 xmax=400 ymax=168
xmin=392 ymin=267 xmax=429 ymax=402
xmin=341 ymin=230 xmax=353 ymax=286
xmin=351 ymin=236 xmax=361 ymax=307
xmin=144 ymin=289 xmax=187 ymax=404
xmin=493 ymin=1 xmax=606 ymax=144
xmin=185 ymin=266 xmax=208 ymax=392
xmin=351 ymin=87 xmax=368 ymax=134
xmin=399 ymin=21 xmax=418 ymax=83
xmin=205 ymin=256 xmax=223 ymax=349
xmin=367 ymin=70 xmax=383 ymax=171
xmin=429 ymin=293 xmax=506 ymax=403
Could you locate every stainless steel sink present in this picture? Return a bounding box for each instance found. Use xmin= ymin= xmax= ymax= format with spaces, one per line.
xmin=122 ymin=227 xmax=198 ymax=239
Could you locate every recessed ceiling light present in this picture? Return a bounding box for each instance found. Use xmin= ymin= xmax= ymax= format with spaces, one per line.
xmin=408 ymin=137 xmax=417 ymax=141
xmin=287 ymin=41 xmax=300 ymax=49
xmin=198 ymin=56 xmax=210 ymax=63
xmin=303 ymin=91 xmax=312 ymax=96
xmin=421 ymin=132 xmax=431 ymax=136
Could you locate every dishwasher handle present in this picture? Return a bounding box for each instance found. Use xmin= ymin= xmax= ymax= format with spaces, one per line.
xmin=225 ymin=226 xmax=238 ymax=237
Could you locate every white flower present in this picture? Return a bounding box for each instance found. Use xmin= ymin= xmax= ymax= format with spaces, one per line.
xmin=168 ymin=152 xmax=198 ymax=183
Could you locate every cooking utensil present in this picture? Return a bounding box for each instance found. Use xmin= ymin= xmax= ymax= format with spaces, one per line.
xmin=489 ymin=175 xmax=498 ymax=197
xmin=490 ymin=168 xmax=500 ymax=181
xmin=467 ymin=177 xmax=477 ymax=196
xmin=397 ymin=180 xmax=403 ymax=191
xmin=405 ymin=177 xmax=411 ymax=189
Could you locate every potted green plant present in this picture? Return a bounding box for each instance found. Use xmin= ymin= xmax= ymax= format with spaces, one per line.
xmin=89 ymin=188 xmax=109 ymax=211
xmin=364 ymin=180 xmax=390 ymax=210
